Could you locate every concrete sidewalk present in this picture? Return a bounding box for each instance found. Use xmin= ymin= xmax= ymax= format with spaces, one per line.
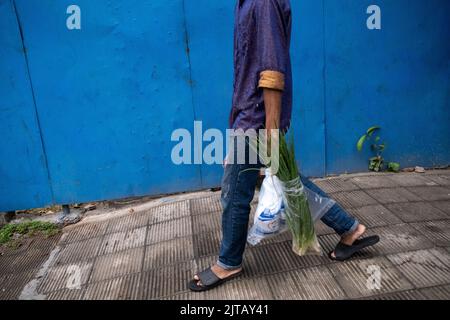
xmin=1 ymin=170 xmax=449 ymax=300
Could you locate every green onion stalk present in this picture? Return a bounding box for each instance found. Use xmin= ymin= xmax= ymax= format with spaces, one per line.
xmin=255 ymin=132 xmax=321 ymax=256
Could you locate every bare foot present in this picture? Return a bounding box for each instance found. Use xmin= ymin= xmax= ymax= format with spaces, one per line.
xmin=330 ymin=224 xmax=367 ymax=259
xmin=193 ymin=265 xmax=242 ymax=287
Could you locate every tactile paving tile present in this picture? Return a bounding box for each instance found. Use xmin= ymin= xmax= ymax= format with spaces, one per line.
xmin=140 ymin=260 xmax=195 ymax=299
xmin=190 ymin=195 xmax=222 ymax=215
xmin=268 ymin=266 xmax=346 ymax=300
xmin=0 ymin=235 xmax=59 ymax=257
xmin=90 ymin=247 xmax=144 ymax=283
xmin=331 ymin=191 xmax=378 ymax=209
xmin=350 ymin=175 xmax=398 ymax=189
xmin=387 ymin=248 xmax=450 ymax=288
xmin=143 ymin=236 xmax=194 ymax=270
xmin=147 ymin=200 xmax=190 ymax=225
xmin=244 ymin=241 xmax=330 ymax=276
xmin=83 ymin=273 xmax=141 ymax=300
xmin=146 ymin=217 xmax=192 ymax=245
xmin=328 ymin=256 xmax=414 ymax=299
xmin=0 ymin=247 xmax=55 ymax=274
xmin=38 ymin=260 xmax=93 ymax=294
xmin=191 ymin=212 xmax=222 ymax=234
xmin=193 ymin=229 xmax=221 ymax=258
xmin=62 ymin=222 xmax=108 ymax=244
xmin=407 ymin=186 xmax=450 ymax=201
xmin=348 ymin=205 xmax=402 ymax=227
xmin=315 ymin=221 xmax=335 ymax=236
xmin=320 ymin=223 xmax=435 ymax=257
xmin=368 ymin=289 xmax=427 ymax=300
xmin=105 ymin=213 xmax=148 ymax=234
xmin=431 ymin=201 xmax=450 ymax=216
xmin=46 ymin=287 xmax=85 ymax=300
xmin=387 ymin=174 xmax=436 ymax=187
xmin=364 ymin=224 xmax=434 ymax=255
xmin=419 ymin=284 xmax=450 ymax=300
xmin=410 ymin=220 xmax=450 ymax=247
xmin=0 ymin=269 xmax=38 ymax=300
xmin=385 ymin=202 xmax=448 ymax=222
xmin=313 ymin=178 xmax=360 ymax=194
xmin=98 ymin=227 xmax=146 ymax=255
xmin=425 ymin=174 xmax=450 ymax=186
xmin=165 ymin=276 xmax=273 ymax=300
xmin=55 ymin=236 xmax=102 ymax=266
xmin=368 ymin=188 xmax=418 ymax=204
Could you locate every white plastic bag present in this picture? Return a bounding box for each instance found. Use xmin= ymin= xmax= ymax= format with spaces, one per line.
xmin=247 ymin=169 xmax=336 ymax=246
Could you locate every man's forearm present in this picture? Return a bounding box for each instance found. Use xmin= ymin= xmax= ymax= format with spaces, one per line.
xmin=264 ymin=88 xmax=282 ymax=130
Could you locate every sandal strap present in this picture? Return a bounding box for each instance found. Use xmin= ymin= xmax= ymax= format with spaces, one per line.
xmin=198 ymin=268 xmax=221 ymax=286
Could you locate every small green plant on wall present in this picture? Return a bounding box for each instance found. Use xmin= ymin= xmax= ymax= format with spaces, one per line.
xmin=357 ymin=126 xmax=400 ymax=172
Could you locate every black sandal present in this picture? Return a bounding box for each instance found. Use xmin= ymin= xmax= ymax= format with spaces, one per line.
xmin=188 ymin=267 xmax=242 ymax=292
xmin=328 ymin=235 xmax=380 ymax=261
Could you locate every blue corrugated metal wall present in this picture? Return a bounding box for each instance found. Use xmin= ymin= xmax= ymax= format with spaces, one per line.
xmin=1 ymin=0 xmax=449 ymax=211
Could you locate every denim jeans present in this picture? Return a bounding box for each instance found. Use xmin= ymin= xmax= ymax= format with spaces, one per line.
xmin=217 ymin=139 xmax=359 ymax=270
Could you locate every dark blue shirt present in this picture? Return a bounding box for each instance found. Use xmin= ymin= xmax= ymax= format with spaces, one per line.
xmin=229 ymin=0 xmax=292 ymax=131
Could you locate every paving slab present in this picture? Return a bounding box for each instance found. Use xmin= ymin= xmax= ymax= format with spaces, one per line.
xmin=419 ymin=284 xmax=450 ymax=299
xmin=99 ymin=227 xmax=147 ymax=255
xmin=143 ymin=236 xmax=194 ymax=270
xmin=425 ymin=175 xmax=450 ymax=186
xmin=330 ymin=191 xmax=378 ymax=208
xmin=191 ymin=212 xmax=222 ymax=234
xmin=268 ymin=266 xmax=346 ymax=300
xmin=147 ymin=200 xmax=190 ymax=225
xmin=0 ymin=270 xmax=38 ymax=300
xmin=106 ymin=212 xmax=148 ymax=234
xmin=407 ymin=186 xmax=450 ymax=201
xmin=193 ymin=229 xmax=222 ymax=257
xmin=387 ymin=174 xmax=437 ymax=187
xmin=328 ymin=256 xmax=414 ymax=299
xmin=243 ymin=241 xmax=331 ymax=277
xmin=190 ymin=195 xmax=222 ymax=215
xmin=4 ymin=170 xmax=450 ymax=300
xmin=90 ymin=247 xmax=144 ymax=283
xmin=46 ymin=287 xmax=86 ymax=300
xmin=166 ymin=276 xmax=274 ymax=300
xmin=38 ymin=260 xmax=93 ymax=294
xmin=146 ymin=217 xmax=192 ymax=244
xmin=55 ymin=236 xmax=102 ymax=266
xmin=321 ymin=223 xmax=434 ymax=257
xmin=385 ymin=202 xmax=448 ymax=222
xmin=84 ymin=273 xmax=142 ymax=300
xmin=313 ymin=178 xmax=360 ymax=194
xmin=368 ymin=289 xmax=427 ymax=300
xmin=431 ymin=200 xmax=450 ymax=216
xmin=368 ymin=188 xmax=418 ymax=204
xmin=348 ymin=205 xmax=402 ymax=227
xmin=387 ymin=248 xmax=450 ymax=288
xmin=140 ymin=260 xmax=195 ymax=299
xmin=350 ymin=175 xmax=399 ymax=189
xmin=62 ymin=222 xmax=108 ymax=244
xmin=410 ymin=220 xmax=450 ymax=247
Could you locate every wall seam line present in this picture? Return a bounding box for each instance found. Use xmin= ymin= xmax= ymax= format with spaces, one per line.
xmin=322 ymin=0 xmax=328 ymax=177
xmin=181 ymin=0 xmax=204 ymax=188
xmin=11 ymin=0 xmax=56 ymax=204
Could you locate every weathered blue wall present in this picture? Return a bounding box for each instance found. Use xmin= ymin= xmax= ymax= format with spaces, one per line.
xmin=1 ymin=0 xmax=449 ymax=211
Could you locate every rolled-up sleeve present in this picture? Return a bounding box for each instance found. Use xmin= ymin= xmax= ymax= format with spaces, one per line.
xmin=255 ymin=0 xmax=288 ymax=91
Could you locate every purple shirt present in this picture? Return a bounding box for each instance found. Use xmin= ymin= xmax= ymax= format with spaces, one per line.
xmin=229 ymin=0 xmax=292 ymax=131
